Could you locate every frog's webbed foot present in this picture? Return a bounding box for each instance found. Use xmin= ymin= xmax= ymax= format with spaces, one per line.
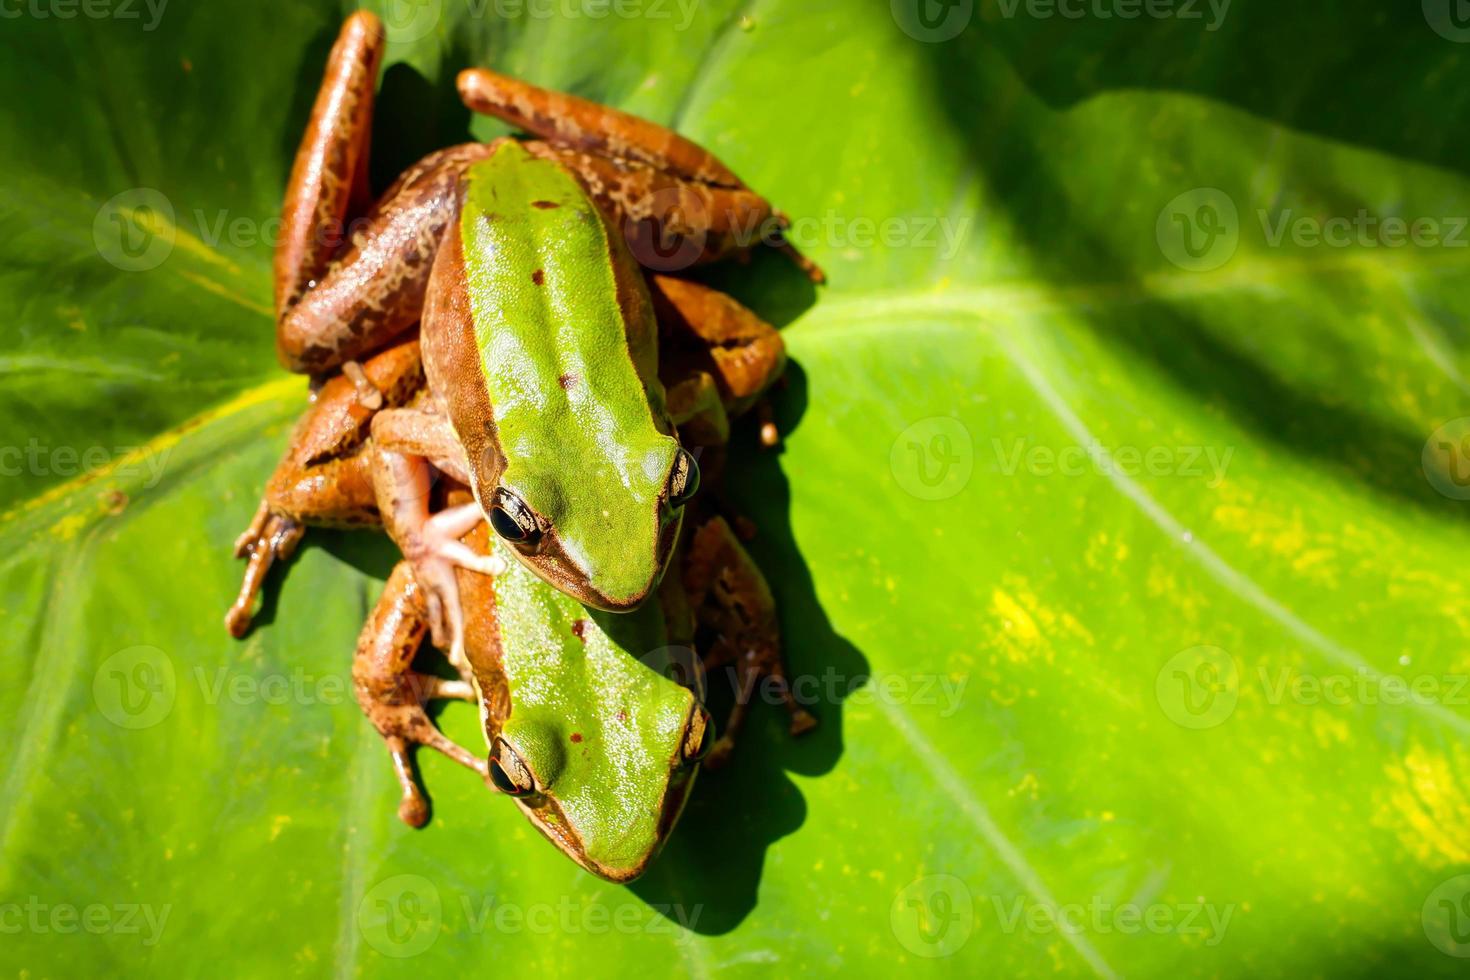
xmin=684 ymin=515 xmax=816 ymax=768
xmin=406 ymin=501 xmax=508 ymax=663
xmin=370 ymin=437 xmax=503 ymax=668
xmin=355 ymin=561 xmax=489 ymax=827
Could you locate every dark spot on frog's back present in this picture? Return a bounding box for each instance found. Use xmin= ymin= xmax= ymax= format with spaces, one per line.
xmin=558 ymin=372 xmax=579 ymax=391
xmin=570 ymin=732 xmax=583 ymax=743
xmin=571 ymin=618 xmax=590 ymax=641
xmin=531 ymin=200 xmax=560 ymax=210
xmin=532 ymin=268 xmax=545 ymax=286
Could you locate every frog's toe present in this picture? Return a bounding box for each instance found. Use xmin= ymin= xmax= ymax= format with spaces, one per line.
xmin=788 ymin=708 xmax=818 ymax=738
xmin=225 ymin=512 xmax=303 ymax=637
xmin=397 ymin=795 xmax=429 ymax=828
xmin=385 ymin=736 xmax=431 ymax=828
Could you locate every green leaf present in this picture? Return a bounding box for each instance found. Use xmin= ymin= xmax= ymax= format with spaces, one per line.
xmin=4 ymin=1 xmax=1470 ymax=975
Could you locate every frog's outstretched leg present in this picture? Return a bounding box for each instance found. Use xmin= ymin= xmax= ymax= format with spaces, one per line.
xmin=651 ymin=275 xmax=786 ymax=447
xmin=458 ymin=67 xmax=747 ymax=187
xmin=275 ymin=10 xmax=384 ymax=319
xmin=225 ymin=341 xmax=423 ymax=637
xmin=354 ymin=560 xmax=488 ymax=827
xmin=683 ymin=515 xmax=816 ymax=768
xmin=457 ymin=68 xmax=824 ymax=282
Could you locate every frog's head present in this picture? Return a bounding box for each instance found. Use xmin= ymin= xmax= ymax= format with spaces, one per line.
xmin=485 ymin=603 xmax=711 ymax=882
xmin=425 ymin=139 xmax=697 ymax=612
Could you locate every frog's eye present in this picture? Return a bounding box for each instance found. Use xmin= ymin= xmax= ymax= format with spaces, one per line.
xmin=667 ymin=448 xmax=700 ymax=508
xmin=683 ymin=705 xmax=715 ymax=764
xmin=489 ymin=738 xmax=536 ymax=797
xmin=489 ymin=487 xmax=543 ymax=548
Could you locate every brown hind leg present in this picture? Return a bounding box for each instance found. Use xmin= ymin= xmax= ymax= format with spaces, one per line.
xmin=275 ymin=10 xmax=383 ymax=318
xmin=457 ymin=67 xmax=823 ymax=281
xmin=653 ymin=274 xmax=787 ymax=448
xmin=273 ymin=11 xmax=499 ymax=373
xmin=683 ymin=515 xmax=816 ymax=768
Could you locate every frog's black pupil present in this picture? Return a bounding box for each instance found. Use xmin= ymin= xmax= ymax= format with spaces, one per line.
xmin=489 ymin=757 xmax=523 ymax=795
xmin=491 ymin=505 xmax=527 ymax=541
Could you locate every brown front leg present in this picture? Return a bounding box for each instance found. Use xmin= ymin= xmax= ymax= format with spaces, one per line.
xmin=225 ymin=340 xmax=424 ymax=637
xmin=683 ymin=515 xmax=816 ymax=768
xmin=353 ymin=561 xmax=487 ymax=827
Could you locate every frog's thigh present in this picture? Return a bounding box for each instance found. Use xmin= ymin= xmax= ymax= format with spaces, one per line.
xmin=354 ymin=560 xmax=487 ymax=827
xmin=458 ymin=67 xmax=744 ymax=188
xmin=276 ymin=10 xmax=384 ymax=318
xmin=684 ymin=516 xmax=817 ymax=766
xmin=277 ymin=142 xmax=496 ymax=375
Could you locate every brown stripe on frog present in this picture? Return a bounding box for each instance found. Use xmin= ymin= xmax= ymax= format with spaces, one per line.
xmin=450 ymin=511 xmax=511 ymax=747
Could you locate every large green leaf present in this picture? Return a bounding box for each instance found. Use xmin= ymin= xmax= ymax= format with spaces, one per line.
xmin=5 ymin=1 xmax=1470 ymax=975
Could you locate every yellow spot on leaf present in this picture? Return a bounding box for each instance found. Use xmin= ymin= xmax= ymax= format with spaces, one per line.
xmin=1374 ymin=743 xmax=1470 ymax=867
xmin=269 ymin=815 xmax=292 ymax=841
xmin=987 ymin=578 xmax=1095 ymax=665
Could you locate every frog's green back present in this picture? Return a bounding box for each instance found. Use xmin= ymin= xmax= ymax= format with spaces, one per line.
xmin=486 ymin=536 xmax=695 ymax=877
xmin=459 ymin=141 xmax=677 ymax=607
